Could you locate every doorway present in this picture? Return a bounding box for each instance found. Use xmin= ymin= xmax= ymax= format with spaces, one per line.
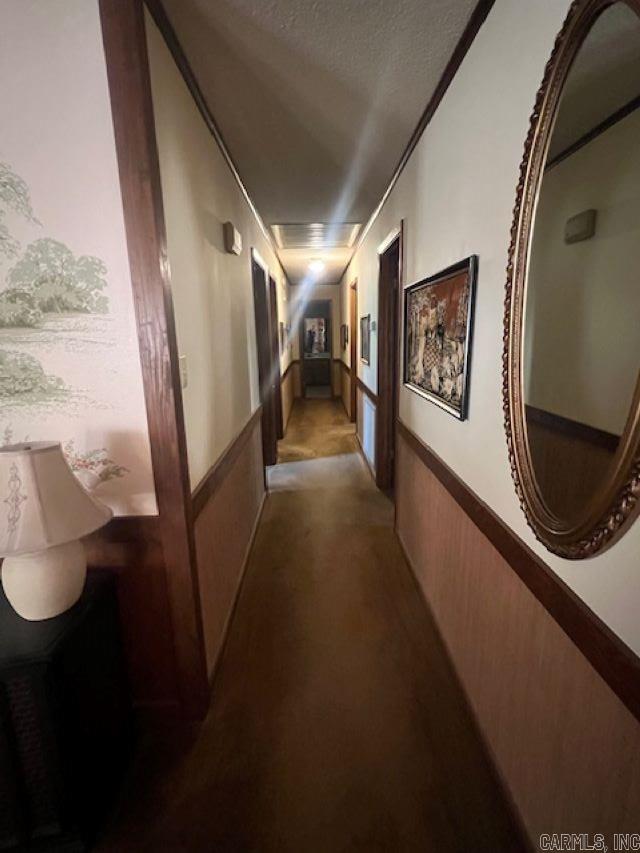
xmin=300 ymin=299 xmax=332 ymax=399
xmin=375 ymin=226 xmax=402 ymax=492
xmin=349 ymin=280 xmax=357 ymax=423
xmin=252 ymin=250 xmax=279 ymax=466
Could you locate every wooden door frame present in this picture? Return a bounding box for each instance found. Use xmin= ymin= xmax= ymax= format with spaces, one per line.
xmin=375 ymin=223 xmax=403 ymax=492
xmin=349 ymin=279 xmax=358 ymax=424
xmin=268 ymin=275 xmax=284 ymax=439
xmin=100 ymin=0 xmax=208 ymax=718
xmin=251 ymin=249 xmax=278 ymax=466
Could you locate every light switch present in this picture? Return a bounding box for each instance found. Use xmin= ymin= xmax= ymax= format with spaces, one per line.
xmin=179 ymin=355 xmax=188 ymax=389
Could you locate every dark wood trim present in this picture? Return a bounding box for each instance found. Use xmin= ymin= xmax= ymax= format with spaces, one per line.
xmin=192 ymin=407 xmax=263 ymax=518
xmin=338 ymin=359 xmax=350 ymax=373
xmin=269 ymin=276 xmax=284 ymax=440
xmin=352 ymin=0 xmax=495 ymax=256
xmin=99 ymin=0 xmax=208 ymax=718
xmin=546 ymin=93 xmax=640 ymax=171
xmin=525 ymin=405 xmax=619 ymax=452
xmin=142 ymin=0 xmax=286 ymax=276
xmin=349 ymin=280 xmax=358 ymax=424
xmin=252 ymin=253 xmax=278 ymax=466
xmin=281 ymin=359 xmax=300 ymax=384
xmin=357 ymin=377 xmax=378 ymax=406
xmin=375 ymin=226 xmax=403 ymax=491
xmin=88 ymin=513 xmax=161 ymax=543
xmin=397 ymin=418 xmax=640 ymax=724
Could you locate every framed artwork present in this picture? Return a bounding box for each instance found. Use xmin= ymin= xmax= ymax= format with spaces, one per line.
xmin=360 ymin=314 xmax=370 ymax=364
xmin=403 ymin=256 xmax=477 ymax=420
xmin=303 ymin=317 xmax=328 ymax=354
xmin=340 ymin=323 xmax=349 ymax=350
xmin=279 ymin=321 xmax=286 ymax=353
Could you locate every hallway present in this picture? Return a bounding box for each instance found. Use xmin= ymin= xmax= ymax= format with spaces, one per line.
xmin=100 ymin=400 xmax=525 ymax=852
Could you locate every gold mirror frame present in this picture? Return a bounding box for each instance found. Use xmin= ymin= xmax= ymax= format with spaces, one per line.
xmin=503 ymin=0 xmax=640 ymax=559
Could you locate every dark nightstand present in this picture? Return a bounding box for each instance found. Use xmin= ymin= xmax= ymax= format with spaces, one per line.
xmin=0 ymin=569 xmax=132 ymax=851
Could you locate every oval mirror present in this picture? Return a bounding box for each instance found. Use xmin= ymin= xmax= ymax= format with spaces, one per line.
xmin=505 ymin=0 xmax=640 ymax=558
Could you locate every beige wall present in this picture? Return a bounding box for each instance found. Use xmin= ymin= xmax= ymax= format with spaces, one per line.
xmin=147 ymin=12 xmax=288 ymax=489
xmin=340 ymin=0 xmax=640 ymax=658
xmin=526 ymin=110 xmax=640 ymax=436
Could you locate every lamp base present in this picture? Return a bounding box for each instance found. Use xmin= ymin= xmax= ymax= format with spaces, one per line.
xmin=1 ymin=540 xmax=87 ymax=621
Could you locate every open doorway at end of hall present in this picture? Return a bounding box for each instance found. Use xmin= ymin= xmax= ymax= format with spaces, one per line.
xmin=300 ymin=299 xmax=333 ymax=399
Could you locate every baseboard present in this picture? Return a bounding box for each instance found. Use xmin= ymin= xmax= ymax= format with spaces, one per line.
xmin=395 ymin=531 xmax=534 ymax=852
xmin=208 ymin=490 xmax=267 ymax=689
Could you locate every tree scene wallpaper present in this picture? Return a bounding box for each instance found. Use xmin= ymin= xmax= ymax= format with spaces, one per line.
xmin=0 ymin=0 xmax=156 ymax=514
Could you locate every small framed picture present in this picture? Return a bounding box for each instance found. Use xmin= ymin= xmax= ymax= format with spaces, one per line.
xmin=403 ymin=256 xmax=477 ymax=420
xmin=360 ymin=314 xmax=370 ymax=364
xmin=340 ymin=324 xmax=349 ymax=350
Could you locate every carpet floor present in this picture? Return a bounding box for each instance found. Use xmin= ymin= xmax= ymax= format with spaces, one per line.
xmin=97 ymin=399 xmax=526 ymax=852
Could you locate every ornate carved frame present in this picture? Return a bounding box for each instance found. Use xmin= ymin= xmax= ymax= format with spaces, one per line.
xmin=503 ymin=0 xmax=640 ymax=559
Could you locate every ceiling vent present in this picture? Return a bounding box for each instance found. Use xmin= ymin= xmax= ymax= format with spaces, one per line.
xmin=271 ymin=222 xmax=361 ymax=250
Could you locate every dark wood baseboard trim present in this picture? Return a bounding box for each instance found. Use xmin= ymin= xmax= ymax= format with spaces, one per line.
xmin=192 ymin=407 xmax=263 ymax=518
xmin=356 ymin=377 xmax=378 ymax=406
xmin=208 ymin=491 xmax=267 ymax=688
xmin=397 ymin=418 xmax=640 ymax=724
xmin=525 ymin=404 xmax=619 ymax=452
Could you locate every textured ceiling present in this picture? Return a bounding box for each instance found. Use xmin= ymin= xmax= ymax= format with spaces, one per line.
xmin=161 ymin=0 xmax=478 ymax=282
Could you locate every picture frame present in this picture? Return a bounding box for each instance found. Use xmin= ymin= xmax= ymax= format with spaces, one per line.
xmin=279 ymin=321 xmax=286 ymax=353
xmin=403 ymin=256 xmax=477 ymax=420
xmin=360 ymin=314 xmax=370 ymax=364
xmin=340 ymin=323 xmax=349 ymax=350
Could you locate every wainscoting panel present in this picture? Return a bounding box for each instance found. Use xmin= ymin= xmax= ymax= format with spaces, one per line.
xmin=331 ymin=359 xmax=341 ymax=397
xmin=395 ymin=429 xmax=640 ymax=844
xmin=193 ymin=413 xmax=265 ymax=677
xmin=357 ymin=384 xmax=377 ymax=474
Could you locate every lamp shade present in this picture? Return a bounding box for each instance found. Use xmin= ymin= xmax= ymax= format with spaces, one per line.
xmin=0 ymin=442 xmax=112 ymax=556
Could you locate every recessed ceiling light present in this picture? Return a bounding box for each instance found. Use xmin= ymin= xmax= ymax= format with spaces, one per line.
xmin=309 ymin=259 xmax=325 ymax=274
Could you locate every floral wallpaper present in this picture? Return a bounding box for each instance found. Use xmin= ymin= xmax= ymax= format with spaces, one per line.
xmin=0 ymin=0 xmax=156 ymax=515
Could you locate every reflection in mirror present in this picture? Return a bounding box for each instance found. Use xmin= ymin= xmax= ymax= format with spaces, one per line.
xmin=524 ymin=1 xmax=640 ymax=524
xmin=304 ymin=317 xmax=328 ymax=355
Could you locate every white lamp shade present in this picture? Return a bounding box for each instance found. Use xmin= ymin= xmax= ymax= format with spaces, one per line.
xmin=0 ymin=442 xmax=112 ymax=556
